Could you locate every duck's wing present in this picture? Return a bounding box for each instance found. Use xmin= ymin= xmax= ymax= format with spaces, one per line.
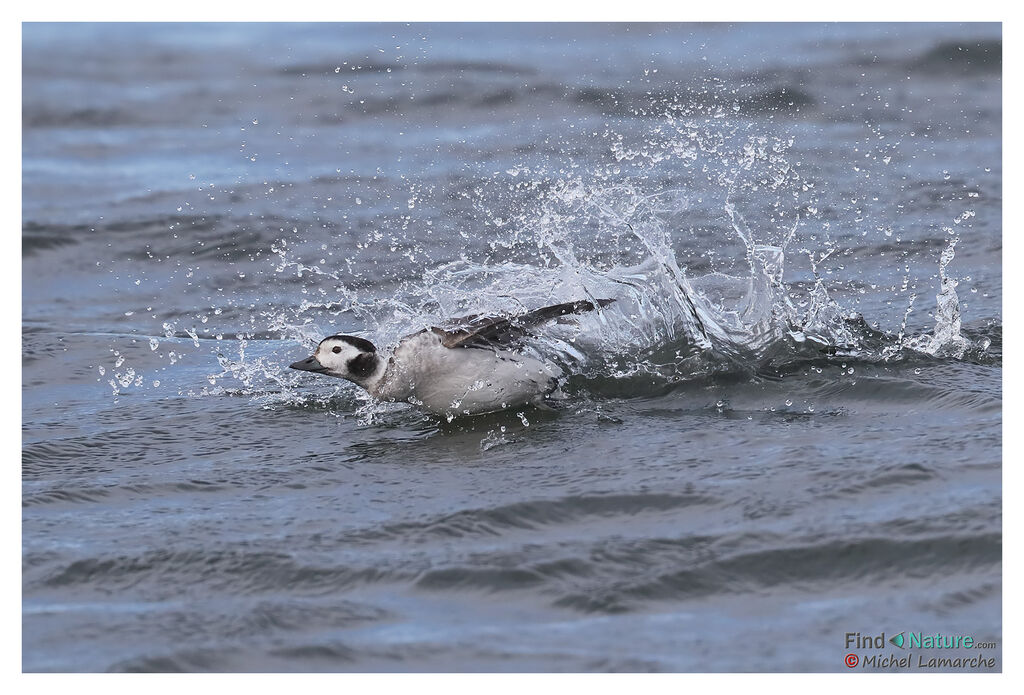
xmin=432 ymin=299 xmax=614 ymax=349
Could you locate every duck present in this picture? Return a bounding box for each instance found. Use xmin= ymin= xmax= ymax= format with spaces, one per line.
xmin=289 ymin=299 xmax=612 ymax=417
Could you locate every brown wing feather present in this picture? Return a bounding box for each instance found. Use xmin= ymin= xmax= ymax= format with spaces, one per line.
xmin=435 ymin=299 xmax=614 ymax=349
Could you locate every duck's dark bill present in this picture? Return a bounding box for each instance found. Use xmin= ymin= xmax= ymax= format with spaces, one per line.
xmin=290 ymin=356 xmax=326 ymax=372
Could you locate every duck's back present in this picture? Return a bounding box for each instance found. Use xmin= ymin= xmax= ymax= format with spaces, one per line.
xmin=375 ymin=329 xmax=559 ymax=416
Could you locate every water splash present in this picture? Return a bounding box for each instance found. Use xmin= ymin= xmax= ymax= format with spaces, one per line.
xmin=102 ymin=100 xmax=989 ymax=412
xmin=904 ymin=236 xmax=972 ymax=359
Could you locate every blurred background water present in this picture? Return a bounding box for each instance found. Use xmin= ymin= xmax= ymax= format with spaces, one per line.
xmin=23 ymin=22 xmax=1001 ymax=672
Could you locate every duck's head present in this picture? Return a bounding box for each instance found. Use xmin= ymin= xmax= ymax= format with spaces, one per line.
xmin=289 ymin=335 xmax=381 ymax=387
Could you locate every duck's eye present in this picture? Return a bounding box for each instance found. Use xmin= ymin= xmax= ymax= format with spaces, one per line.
xmin=332 ymin=346 xmax=342 ymax=354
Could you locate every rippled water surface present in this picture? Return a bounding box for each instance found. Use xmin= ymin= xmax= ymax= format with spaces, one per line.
xmin=23 ymin=22 xmax=1001 ymax=672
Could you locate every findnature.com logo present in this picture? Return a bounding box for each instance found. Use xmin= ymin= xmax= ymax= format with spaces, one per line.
xmin=843 ymin=632 xmax=998 ymax=670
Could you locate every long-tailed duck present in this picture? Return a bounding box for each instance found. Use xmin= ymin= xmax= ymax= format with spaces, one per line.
xmin=290 ymin=299 xmax=612 ymax=416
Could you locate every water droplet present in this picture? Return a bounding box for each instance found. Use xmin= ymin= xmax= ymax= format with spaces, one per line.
xmin=785 ymin=399 xmax=793 ymax=407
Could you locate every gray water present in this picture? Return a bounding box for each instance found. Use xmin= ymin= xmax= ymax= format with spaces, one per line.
xmin=23 ymin=22 xmax=1001 ymax=672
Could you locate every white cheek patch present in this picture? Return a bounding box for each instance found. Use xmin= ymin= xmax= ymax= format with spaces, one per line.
xmin=319 ymin=345 xmax=357 ymax=371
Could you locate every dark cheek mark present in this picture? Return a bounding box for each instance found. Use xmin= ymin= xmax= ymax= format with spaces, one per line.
xmin=348 ymin=353 xmax=377 ymax=378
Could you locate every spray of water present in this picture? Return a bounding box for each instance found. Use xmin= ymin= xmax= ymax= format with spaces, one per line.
xmin=102 ymin=98 xmax=989 ymax=414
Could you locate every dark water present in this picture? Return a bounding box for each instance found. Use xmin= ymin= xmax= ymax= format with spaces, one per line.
xmin=23 ymin=23 xmax=1001 ymax=672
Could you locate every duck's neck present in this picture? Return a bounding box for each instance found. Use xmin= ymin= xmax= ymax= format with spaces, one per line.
xmin=351 ymin=353 xmax=390 ymax=396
